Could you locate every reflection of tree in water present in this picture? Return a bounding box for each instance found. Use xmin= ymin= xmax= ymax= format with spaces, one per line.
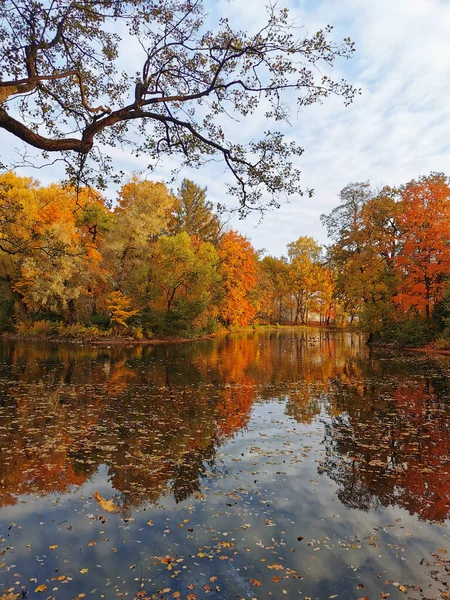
xmin=0 ymin=332 xmax=366 ymax=509
xmin=0 ymin=340 xmax=257 ymax=509
xmin=319 ymin=364 xmax=450 ymax=522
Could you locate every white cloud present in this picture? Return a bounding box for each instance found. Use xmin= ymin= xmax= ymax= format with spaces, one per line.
xmin=1 ymin=0 xmax=449 ymax=256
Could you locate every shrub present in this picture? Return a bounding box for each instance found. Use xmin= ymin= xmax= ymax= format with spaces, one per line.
xmin=16 ymin=319 xmax=59 ymax=338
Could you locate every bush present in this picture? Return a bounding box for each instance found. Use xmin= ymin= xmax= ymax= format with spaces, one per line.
xmin=16 ymin=319 xmax=59 ymax=338
xmin=389 ymin=318 xmax=435 ymax=348
xmin=88 ymin=312 xmax=111 ymax=330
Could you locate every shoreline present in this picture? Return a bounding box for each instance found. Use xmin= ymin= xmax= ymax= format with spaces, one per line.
xmin=3 ymin=328 xmax=449 ymax=355
xmin=0 ymin=331 xmax=224 ymax=346
xmin=0 ymin=324 xmax=340 ymax=346
xmin=368 ymin=341 xmax=450 ymax=356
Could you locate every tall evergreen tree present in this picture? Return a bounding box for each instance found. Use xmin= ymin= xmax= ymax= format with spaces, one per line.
xmin=170 ymin=180 xmax=222 ymax=245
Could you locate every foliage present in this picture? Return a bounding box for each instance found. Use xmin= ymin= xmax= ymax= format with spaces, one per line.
xmin=217 ymin=231 xmax=257 ymax=327
xmin=0 ymin=1 xmax=356 ymax=211
xmin=143 ymin=232 xmax=219 ymax=335
xmin=106 ymin=291 xmax=139 ymax=330
xmin=323 ymin=173 xmax=450 ymax=345
xmin=394 ymin=173 xmax=450 ymax=320
xmin=1 ymin=169 xmax=449 ymax=345
xmin=170 ymin=179 xmax=222 ymax=245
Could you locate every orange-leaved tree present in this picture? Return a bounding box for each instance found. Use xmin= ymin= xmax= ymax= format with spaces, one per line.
xmin=394 ymin=173 xmax=450 ymax=320
xmin=217 ymin=231 xmax=258 ymax=327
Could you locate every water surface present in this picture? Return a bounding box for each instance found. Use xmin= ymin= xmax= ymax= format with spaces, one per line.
xmin=0 ymin=330 xmax=449 ymax=599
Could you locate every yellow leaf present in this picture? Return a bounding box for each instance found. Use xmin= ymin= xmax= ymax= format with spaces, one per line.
xmin=92 ymin=491 xmax=120 ymax=514
xmin=79 ymin=568 xmax=89 ymax=574
xmin=49 ymin=545 xmax=58 ymax=550
xmin=34 ymin=585 xmax=47 ymax=593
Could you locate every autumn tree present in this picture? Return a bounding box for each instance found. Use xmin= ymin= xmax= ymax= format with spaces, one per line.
xmin=259 ymin=256 xmax=292 ymax=323
xmin=13 ymin=184 xmax=106 ymax=322
xmin=322 ymin=182 xmax=401 ymax=333
xmin=105 ymin=176 xmax=176 ymax=296
xmin=0 ymin=173 xmax=109 ymax=323
xmin=287 ymin=236 xmax=323 ymax=324
xmin=0 ymin=0 xmax=356 ymax=211
xmin=106 ymin=291 xmax=139 ymax=331
xmin=217 ymin=231 xmax=258 ymax=327
xmin=394 ymin=173 xmax=450 ymax=320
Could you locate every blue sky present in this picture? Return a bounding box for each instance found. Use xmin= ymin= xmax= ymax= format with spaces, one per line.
xmin=2 ymin=0 xmax=450 ymax=257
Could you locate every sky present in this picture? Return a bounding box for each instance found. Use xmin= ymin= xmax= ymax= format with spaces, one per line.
xmin=2 ymin=0 xmax=450 ymax=257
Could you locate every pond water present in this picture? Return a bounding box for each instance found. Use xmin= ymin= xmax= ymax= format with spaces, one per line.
xmin=0 ymin=330 xmax=450 ymax=600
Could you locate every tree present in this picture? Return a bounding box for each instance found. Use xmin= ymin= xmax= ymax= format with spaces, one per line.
xmin=287 ymin=236 xmax=323 ymax=324
xmin=321 ymin=182 xmax=392 ymax=329
xmin=170 ymin=179 xmax=222 ymax=244
xmin=106 ymin=291 xmax=139 ymax=331
xmin=143 ymin=232 xmax=219 ymax=333
xmin=394 ymin=173 xmax=450 ymax=320
xmin=105 ymin=176 xmax=176 ymax=295
xmin=259 ymin=256 xmax=292 ymax=323
xmin=217 ymin=231 xmax=258 ymax=327
xmin=11 ymin=183 xmax=106 ymax=322
xmin=0 ymin=0 xmax=356 ymax=211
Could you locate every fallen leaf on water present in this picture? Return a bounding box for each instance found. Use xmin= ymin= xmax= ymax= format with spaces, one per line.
xmin=92 ymin=491 xmax=120 ymax=513
xmin=250 ymin=580 xmax=262 ymax=586
xmin=268 ymin=563 xmax=284 ymax=570
xmin=49 ymin=545 xmax=58 ymax=550
xmin=79 ymin=568 xmax=89 ymax=574
xmin=34 ymin=584 xmax=47 ymax=593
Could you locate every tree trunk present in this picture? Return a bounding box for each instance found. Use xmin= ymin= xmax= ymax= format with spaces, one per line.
xmin=67 ymin=299 xmax=77 ymax=324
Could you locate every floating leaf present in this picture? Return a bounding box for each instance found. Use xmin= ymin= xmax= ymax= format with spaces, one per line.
xmin=92 ymin=492 xmax=120 ymax=513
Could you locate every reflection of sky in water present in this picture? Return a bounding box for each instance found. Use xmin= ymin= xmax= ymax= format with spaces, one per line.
xmin=0 ymin=332 xmax=449 ymax=599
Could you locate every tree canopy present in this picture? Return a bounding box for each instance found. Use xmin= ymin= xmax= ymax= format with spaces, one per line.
xmin=0 ymin=0 xmax=356 ymax=213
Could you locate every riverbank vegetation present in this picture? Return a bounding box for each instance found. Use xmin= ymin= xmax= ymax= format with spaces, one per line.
xmin=321 ymin=173 xmax=450 ymax=349
xmin=0 ymin=171 xmax=449 ymax=347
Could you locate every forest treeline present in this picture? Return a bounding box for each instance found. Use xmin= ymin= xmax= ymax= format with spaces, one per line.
xmin=0 ymin=171 xmax=449 ymax=347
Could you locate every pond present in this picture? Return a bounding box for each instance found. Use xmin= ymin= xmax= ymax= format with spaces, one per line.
xmin=0 ymin=330 xmax=450 ymax=600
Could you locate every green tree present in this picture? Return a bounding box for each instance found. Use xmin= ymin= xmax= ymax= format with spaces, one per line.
xmin=170 ymin=179 xmax=222 ymax=245
xmin=143 ymin=233 xmax=219 ymax=334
